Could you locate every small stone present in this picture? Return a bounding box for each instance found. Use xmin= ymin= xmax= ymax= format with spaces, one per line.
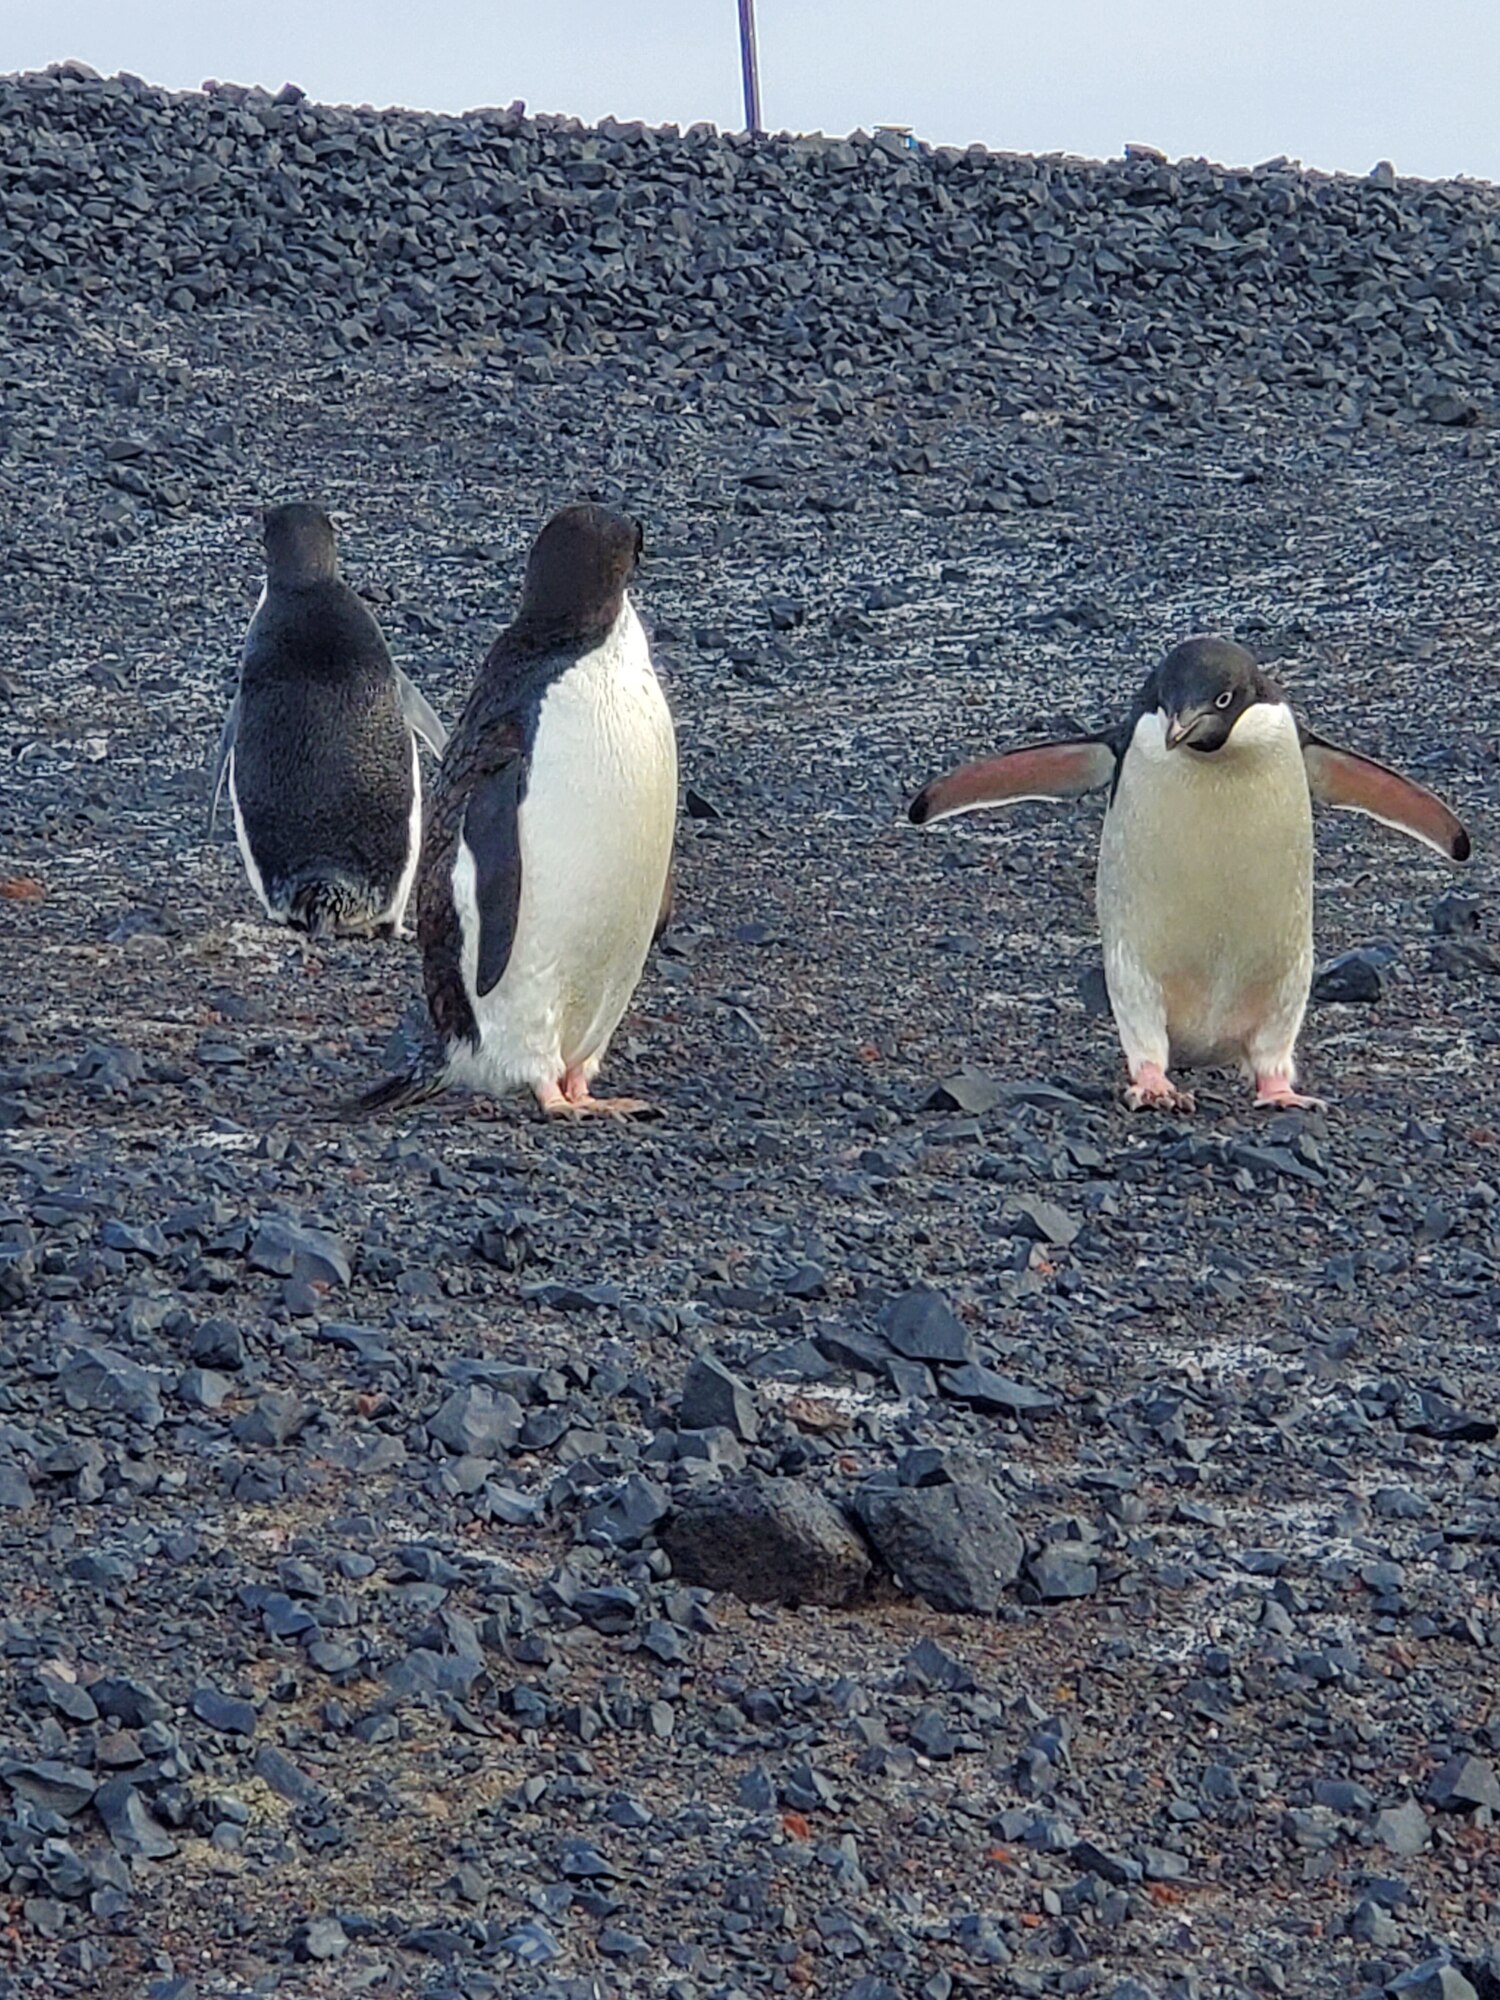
xmin=190 ymin=1687 xmax=257 ymax=1737
xmin=1374 ymin=1799 xmax=1430 ymax=1855
xmin=1427 ymin=1753 xmax=1500 ymax=1812
xmin=247 ymin=1219 xmax=351 ymax=1286
xmin=1350 ymin=1898 xmax=1401 ymax=1946
xmin=1312 ymin=948 xmax=1388 ymax=1004
xmin=940 ymin=1363 xmax=1057 ymax=1417
xmin=1026 ymin=1549 xmax=1100 ymax=1600
xmin=1004 ymin=1195 xmax=1080 ymax=1247
xmin=58 ymin=1345 xmax=163 ymax=1427
xmin=232 ymin=1389 xmax=312 ymax=1447
xmin=925 ymin=1068 xmax=1002 ymax=1115
xmin=293 ymin=1915 xmax=349 ymax=1961
xmin=1432 ymin=893 xmax=1481 ymax=936
xmin=1 ymin=1759 xmax=97 ymax=1817
xmin=428 ymin=1384 xmax=523 ymax=1457
xmin=1386 ymin=1962 xmax=1479 ymax=2000
xmin=93 ymin=1776 xmax=178 ymax=1858
xmin=879 ymin=1288 xmax=976 ymax=1366
xmin=678 ymin=1353 xmax=760 ymax=1441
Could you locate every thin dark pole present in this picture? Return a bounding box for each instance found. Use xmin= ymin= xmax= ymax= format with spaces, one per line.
xmin=738 ymin=0 xmax=763 ymax=133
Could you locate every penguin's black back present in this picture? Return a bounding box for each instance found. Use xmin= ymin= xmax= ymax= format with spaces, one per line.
xmin=233 ymin=579 xmax=414 ymax=908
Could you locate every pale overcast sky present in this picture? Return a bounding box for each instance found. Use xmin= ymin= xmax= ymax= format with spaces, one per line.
xmin=9 ymin=0 xmax=1500 ymax=184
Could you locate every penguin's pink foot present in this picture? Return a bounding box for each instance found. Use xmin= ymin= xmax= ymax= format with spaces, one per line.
xmin=1254 ymin=1074 xmax=1327 ymax=1111
xmin=1124 ymin=1063 xmax=1196 ymax=1114
xmin=536 ymin=1071 xmax=653 ymax=1119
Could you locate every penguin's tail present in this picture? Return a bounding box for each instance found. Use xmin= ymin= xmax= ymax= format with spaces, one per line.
xmin=341 ymin=1009 xmax=454 ymax=1120
xmin=286 ymin=875 xmax=380 ymax=941
xmin=342 ymin=1064 xmax=449 ymax=1120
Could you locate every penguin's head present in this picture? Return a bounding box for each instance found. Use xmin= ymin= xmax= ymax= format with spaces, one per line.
xmin=1156 ymin=636 xmax=1280 ymax=754
xmin=262 ymin=502 xmax=339 ymax=586
xmin=519 ymin=503 xmax=642 ymax=637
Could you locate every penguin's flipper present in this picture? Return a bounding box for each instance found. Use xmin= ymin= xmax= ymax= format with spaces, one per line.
xmin=397 ymin=669 xmax=449 ymax=756
xmin=909 ymin=738 xmax=1117 ymax=826
xmin=652 ymin=860 xmax=675 ymax=945
xmin=1302 ymin=735 xmax=1471 ymax=862
xmin=207 ymin=697 xmax=239 ymax=835
xmin=463 ymin=745 xmax=529 ymax=995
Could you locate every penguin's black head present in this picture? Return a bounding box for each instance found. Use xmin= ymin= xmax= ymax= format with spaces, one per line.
xmin=519 ymin=503 xmax=641 ymax=639
xmin=1155 ymin=636 xmax=1280 ymax=754
xmin=262 ymin=502 xmax=339 ymax=586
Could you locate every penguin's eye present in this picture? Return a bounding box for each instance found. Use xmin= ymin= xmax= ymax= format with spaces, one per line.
xmin=1214 ymin=689 xmax=1234 ymax=710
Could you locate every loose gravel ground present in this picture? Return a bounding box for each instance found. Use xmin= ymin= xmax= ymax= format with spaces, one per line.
xmin=0 ymin=62 xmax=1499 ymax=2000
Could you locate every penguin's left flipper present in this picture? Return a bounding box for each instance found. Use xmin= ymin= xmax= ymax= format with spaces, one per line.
xmin=652 ymin=861 xmax=675 ymax=945
xmin=397 ymin=669 xmax=449 ymax=756
xmin=207 ymin=696 xmax=239 ymax=835
xmin=462 ymin=742 xmax=529 ymax=995
xmin=909 ymin=738 xmax=1117 ymax=826
xmin=1301 ymin=734 xmax=1471 ymax=862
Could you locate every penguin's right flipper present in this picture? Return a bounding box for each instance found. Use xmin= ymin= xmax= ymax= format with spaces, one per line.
xmin=1301 ymin=735 xmax=1471 ymax=862
xmin=909 ymin=738 xmax=1117 ymax=826
xmin=207 ymin=697 xmax=239 ymax=835
xmin=397 ymin=669 xmax=449 ymax=756
xmin=463 ymin=743 xmax=529 ymax=996
xmin=652 ymin=860 xmax=675 ymax=945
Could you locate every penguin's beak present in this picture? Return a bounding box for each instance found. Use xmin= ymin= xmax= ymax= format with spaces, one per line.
xmin=1164 ymin=708 xmax=1209 ymax=749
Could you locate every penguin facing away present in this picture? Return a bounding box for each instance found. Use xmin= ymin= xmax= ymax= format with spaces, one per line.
xmin=209 ymin=503 xmax=448 ymax=939
xmin=355 ymin=502 xmax=678 ymax=1119
xmin=909 ymin=637 xmax=1471 ymax=1112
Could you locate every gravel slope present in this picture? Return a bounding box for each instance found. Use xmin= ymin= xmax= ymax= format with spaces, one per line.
xmin=0 ymin=62 xmax=1498 ymax=2000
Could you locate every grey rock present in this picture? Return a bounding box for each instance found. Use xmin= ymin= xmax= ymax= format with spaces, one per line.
xmin=1312 ymin=947 xmax=1388 ymax=1004
xmin=1386 ymin=1963 xmax=1479 ymax=2000
xmin=190 ymin=1686 xmax=257 ymax=1736
xmin=428 ymin=1384 xmax=523 ymax=1457
xmin=232 ymin=1389 xmax=312 ymax=1447
xmin=879 ymin=1287 xmax=977 ymax=1366
xmin=1026 ymin=1549 xmax=1101 ymax=1600
xmin=678 ymin=1353 xmax=760 ymax=1441
xmin=662 ymin=1473 xmax=871 ymax=1606
xmin=940 ymin=1363 xmax=1057 ymax=1416
xmin=292 ymin=1915 xmax=349 ymax=1961
xmin=93 ymin=1776 xmax=178 ymax=1858
xmin=247 ymin=1218 xmax=351 ymax=1286
xmin=1004 ymin=1195 xmax=1081 ymax=1246
xmin=1426 ymin=1753 xmax=1500 ymax=1812
xmin=924 ymin=1068 xmax=1003 ymax=1115
xmin=1 ymin=1758 xmax=97 ymax=1816
xmin=58 ymin=1344 xmax=163 ymax=1427
xmin=852 ymin=1479 xmax=1024 ymax=1613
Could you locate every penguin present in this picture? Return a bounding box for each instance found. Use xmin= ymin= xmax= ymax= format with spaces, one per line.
xmin=355 ymin=501 xmax=678 ymax=1118
xmin=209 ymin=503 xmax=448 ymax=939
xmin=909 ymin=636 xmax=1471 ymax=1112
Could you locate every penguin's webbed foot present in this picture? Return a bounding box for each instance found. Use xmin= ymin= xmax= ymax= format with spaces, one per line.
xmin=1124 ymin=1063 xmax=1196 ymax=1114
xmin=1253 ymin=1075 xmax=1327 ymax=1112
xmin=535 ymin=1075 xmax=656 ymax=1120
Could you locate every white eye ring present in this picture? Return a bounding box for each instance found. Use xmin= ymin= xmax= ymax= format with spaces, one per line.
xmin=1214 ymin=689 xmax=1234 ymax=710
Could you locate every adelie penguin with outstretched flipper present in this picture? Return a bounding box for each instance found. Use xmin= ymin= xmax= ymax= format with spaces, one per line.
xmin=354 ymin=502 xmax=677 ymax=1120
xmin=909 ymin=636 xmax=1470 ymax=1113
xmin=210 ymin=502 xmax=447 ymax=939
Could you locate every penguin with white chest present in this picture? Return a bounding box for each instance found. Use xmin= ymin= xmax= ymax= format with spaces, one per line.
xmin=910 ymin=637 xmax=1471 ymax=1112
xmin=356 ymin=502 xmax=678 ymax=1118
xmin=211 ymin=503 xmax=448 ymax=938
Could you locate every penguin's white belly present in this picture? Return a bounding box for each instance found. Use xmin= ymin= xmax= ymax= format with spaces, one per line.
xmin=456 ymin=613 xmax=676 ymax=1090
xmin=227 ymin=750 xmax=274 ymax=921
xmin=1097 ymin=708 xmax=1314 ymax=1071
xmin=378 ymin=739 xmax=424 ymax=933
